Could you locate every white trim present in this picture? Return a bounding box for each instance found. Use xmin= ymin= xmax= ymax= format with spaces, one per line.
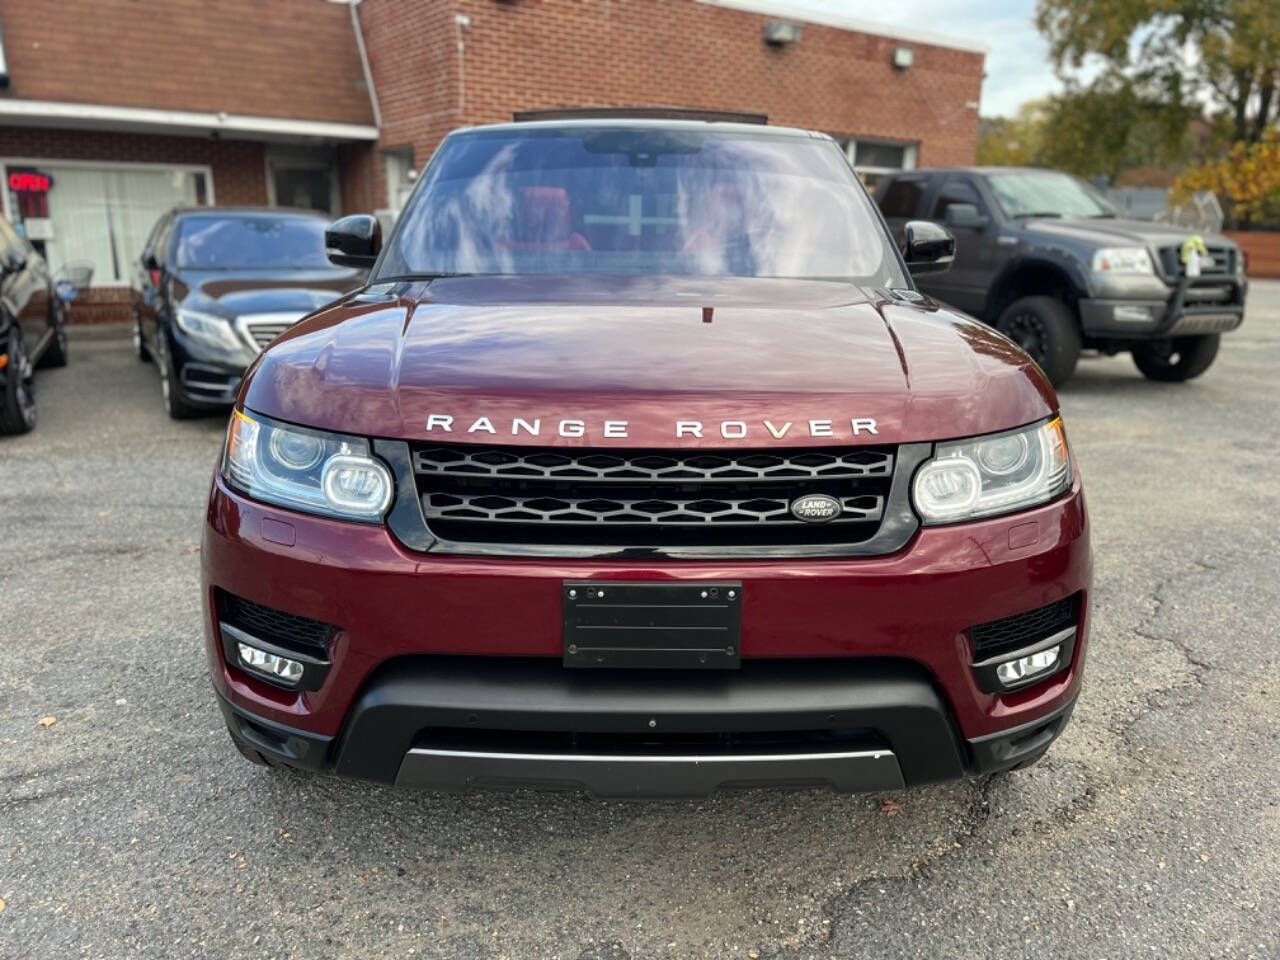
xmin=0 ymin=98 xmax=379 ymax=142
xmin=694 ymin=0 xmax=989 ymax=54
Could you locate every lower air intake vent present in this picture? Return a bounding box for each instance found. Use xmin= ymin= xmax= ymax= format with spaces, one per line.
xmin=217 ymin=590 xmax=334 ymax=657
xmin=969 ymin=594 xmax=1079 ymax=658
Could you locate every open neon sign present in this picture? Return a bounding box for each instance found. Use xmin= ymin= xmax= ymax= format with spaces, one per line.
xmin=8 ymin=171 xmax=53 ymax=192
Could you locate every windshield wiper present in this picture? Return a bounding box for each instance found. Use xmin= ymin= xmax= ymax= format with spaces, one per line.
xmin=1010 ymin=211 xmax=1064 ymax=219
xmin=1088 ymin=213 xmax=1118 ymax=218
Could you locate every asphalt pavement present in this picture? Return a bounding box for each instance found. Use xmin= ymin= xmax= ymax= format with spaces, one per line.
xmin=2 ymin=285 xmax=1278 ymax=959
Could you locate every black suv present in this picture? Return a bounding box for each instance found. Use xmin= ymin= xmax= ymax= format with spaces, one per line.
xmin=1 ymin=216 xmax=67 ymax=434
xmin=132 ymin=207 xmax=365 ymax=419
xmin=875 ymin=167 xmax=1246 ymax=385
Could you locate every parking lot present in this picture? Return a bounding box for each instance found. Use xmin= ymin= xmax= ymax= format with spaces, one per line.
xmin=2 ymin=285 xmax=1278 ymax=960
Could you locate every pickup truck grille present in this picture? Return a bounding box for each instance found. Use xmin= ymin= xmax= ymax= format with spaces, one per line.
xmin=1156 ymin=243 xmax=1236 ymax=280
xmin=409 ymin=444 xmax=896 ymax=549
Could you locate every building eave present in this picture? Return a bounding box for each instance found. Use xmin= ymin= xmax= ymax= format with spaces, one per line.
xmin=694 ymin=0 xmax=989 ymax=55
xmin=0 ymin=99 xmax=380 ymax=142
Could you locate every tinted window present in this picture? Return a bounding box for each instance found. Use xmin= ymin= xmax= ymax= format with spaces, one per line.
xmin=930 ymin=179 xmax=985 ymax=220
xmin=378 ymin=127 xmax=901 ymax=284
xmin=174 ymin=215 xmax=329 ymax=269
xmin=878 ymin=178 xmax=925 ymax=219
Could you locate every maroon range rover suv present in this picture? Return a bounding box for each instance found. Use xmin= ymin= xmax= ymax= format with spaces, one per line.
xmin=203 ymin=119 xmax=1091 ymax=799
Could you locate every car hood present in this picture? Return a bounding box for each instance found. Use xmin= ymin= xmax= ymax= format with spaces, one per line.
xmin=174 ymin=267 xmax=364 ymax=318
xmin=1022 ymin=217 xmax=1236 ymax=250
xmin=242 ymin=276 xmax=1056 ymax=447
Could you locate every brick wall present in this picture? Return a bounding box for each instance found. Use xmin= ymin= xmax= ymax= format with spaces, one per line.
xmin=358 ymin=0 xmax=983 ymax=175
xmin=0 ymin=0 xmax=375 ymax=126
xmin=0 ymin=127 xmax=269 ymax=205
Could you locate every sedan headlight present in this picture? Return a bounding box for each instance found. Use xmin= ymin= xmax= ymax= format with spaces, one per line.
xmin=223 ymin=410 xmax=393 ymax=521
xmin=912 ymin=418 xmax=1071 ymax=524
xmin=175 ymin=308 xmax=244 ymax=352
xmin=1090 ymin=247 xmax=1154 ymax=275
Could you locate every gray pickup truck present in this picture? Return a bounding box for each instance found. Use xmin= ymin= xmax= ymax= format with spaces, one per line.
xmin=875 ymin=166 xmax=1246 ymax=386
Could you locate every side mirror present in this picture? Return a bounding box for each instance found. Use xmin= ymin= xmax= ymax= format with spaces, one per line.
xmin=943 ymin=203 xmax=989 ymax=230
xmin=141 ymin=250 xmax=159 ymax=271
xmin=326 ymin=214 xmax=382 ymax=268
xmin=902 ymin=220 xmax=956 ymax=275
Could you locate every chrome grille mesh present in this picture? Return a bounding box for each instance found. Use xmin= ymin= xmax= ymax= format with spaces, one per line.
xmin=409 ymin=444 xmax=896 ymax=549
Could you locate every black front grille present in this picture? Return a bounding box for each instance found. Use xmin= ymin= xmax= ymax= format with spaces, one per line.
xmin=409 ymin=444 xmax=896 ymax=550
xmin=1156 ymin=243 xmax=1235 ymax=279
xmin=969 ymin=594 xmax=1079 ymax=658
xmin=217 ymin=590 xmax=333 ymax=657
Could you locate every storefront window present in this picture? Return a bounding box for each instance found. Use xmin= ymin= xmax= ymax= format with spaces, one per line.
xmin=839 ymin=138 xmax=918 ymax=190
xmin=2 ymin=162 xmax=211 ymax=284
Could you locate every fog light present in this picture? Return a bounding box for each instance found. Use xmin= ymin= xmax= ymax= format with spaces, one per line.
xmin=1113 ymin=305 xmax=1155 ymax=323
xmin=995 ymin=644 xmax=1061 ymax=687
xmin=237 ymin=642 xmax=304 ymax=684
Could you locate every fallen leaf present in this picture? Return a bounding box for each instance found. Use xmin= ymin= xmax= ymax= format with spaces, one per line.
xmin=880 ymin=799 xmax=903 ymax=816
xmin=184 ymin=545 xmax=200 ymax=555
xmin=0 ymin=897 xmax=6 ymax=913
xmin=38 ymin=716 xmax=56 ymax=728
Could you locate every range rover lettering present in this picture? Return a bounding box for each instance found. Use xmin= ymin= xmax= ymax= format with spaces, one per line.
xmin=204 ymin=119 xmax=1092 ymax=799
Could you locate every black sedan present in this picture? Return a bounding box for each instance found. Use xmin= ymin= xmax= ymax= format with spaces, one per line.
xmin=132 ymin=208 xmax=365 ymax=419
xmin=1 ymin=216 xmax=68 ymax=435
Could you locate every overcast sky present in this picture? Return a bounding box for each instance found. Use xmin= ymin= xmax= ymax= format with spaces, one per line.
xmin=779 ymin=0 xmax=1064 ymax=117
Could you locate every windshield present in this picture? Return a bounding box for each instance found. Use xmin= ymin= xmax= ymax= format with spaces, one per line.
xmin=175 ymin=215 xmax=331 ymax=269
xmin=986 ymin=171 xmax=1118 ymax=219
xmin=377 ymin=126 xmax=901 ymax=284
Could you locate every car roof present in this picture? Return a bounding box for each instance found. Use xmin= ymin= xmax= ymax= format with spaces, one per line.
xmin=446 ymin=118 xmax=834 ymax=142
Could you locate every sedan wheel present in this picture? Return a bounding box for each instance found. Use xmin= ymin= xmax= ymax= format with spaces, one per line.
xmin=1 ymin=329 xmax=37 ymax=434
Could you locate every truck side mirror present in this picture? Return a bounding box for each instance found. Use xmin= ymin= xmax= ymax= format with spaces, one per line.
xmin=326 ymin=214 xmax=382 ymax=268
xmin=943 ymin=203 xmax=989 ymax=230
xmin=902 ymin=220 xmax=955 ymax=275
xmin=141 ymin=249 xmax=159 ymax=271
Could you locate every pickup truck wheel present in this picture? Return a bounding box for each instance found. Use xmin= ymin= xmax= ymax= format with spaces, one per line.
xmin=1132 ymin=334 xmax=1220 ymax=382
xmin=0 ymin=328 xmax=37 ymax=435
xmin=996 ymin=296 xmax=1081 ymax=387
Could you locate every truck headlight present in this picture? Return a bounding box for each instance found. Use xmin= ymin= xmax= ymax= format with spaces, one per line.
xmin=1091 ymin=247 xmax=1154 ymax=275
xmin=912 ymin=418 xmax=1071 ymax=524
xmin=175 ymin=308 xmax=244 ymax=352
xmin=223 ymin=409 xmax=393 ymax=521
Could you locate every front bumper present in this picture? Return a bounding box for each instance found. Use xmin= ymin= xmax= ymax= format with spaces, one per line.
xmin=1079 ymin=274 xmax=1246 ymax=339
xmin=204 ymin=476 xmax=1091 ymax=794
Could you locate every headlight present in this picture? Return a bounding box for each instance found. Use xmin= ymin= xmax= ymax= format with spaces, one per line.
xmin=912 ymin=418 xmax=1071 ymax=524
xmin=1090 ymin=247 xmax=1154 ymax=275
xmin=175 ymin=308 xmax=244 ymax=351
xmin=223 ymin=410 xmax=393 ymax=521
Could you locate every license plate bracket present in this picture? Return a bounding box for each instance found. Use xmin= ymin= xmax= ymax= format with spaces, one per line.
xmin=563 ymin=581 xmax=742 ymax=669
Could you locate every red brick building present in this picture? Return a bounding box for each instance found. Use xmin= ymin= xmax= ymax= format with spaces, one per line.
xmin=0 ymin=0 xmax=984 ymax=318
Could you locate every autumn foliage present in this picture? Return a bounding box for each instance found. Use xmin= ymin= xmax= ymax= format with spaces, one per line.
xmin=1172 ymin=135 xmax=1280 ymax=224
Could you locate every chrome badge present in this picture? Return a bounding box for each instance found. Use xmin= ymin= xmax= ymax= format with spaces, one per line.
xmin=790 ymin=494 xmax=842 ymax=523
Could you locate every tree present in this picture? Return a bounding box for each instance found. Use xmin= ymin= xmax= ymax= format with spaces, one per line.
xmin=977 ymin=82 xmax=1192 ymax=181
xmin=1171 ymin=134 xmax=1280 ymax=225
xmin=1035 ymin=0 xmax=1280 ymax=144
xmin=976 ymin=101 xmax=1048 ymax=167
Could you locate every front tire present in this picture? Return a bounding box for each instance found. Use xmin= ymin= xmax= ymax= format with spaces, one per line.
xmin=155 ymin=328 xmax=201 ymax=420
xmin=995 ymin=296 xmax=1082 ymax=388
xmin=0 ymin=327 xmax=37 ymax=435
xmin=37 ymin=301 xmax=69 ymax=369
xmin=1132 ymin=334 xmax=1219 ymax=382
xmin=133 ymin=309 xmax=152 ymax=363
